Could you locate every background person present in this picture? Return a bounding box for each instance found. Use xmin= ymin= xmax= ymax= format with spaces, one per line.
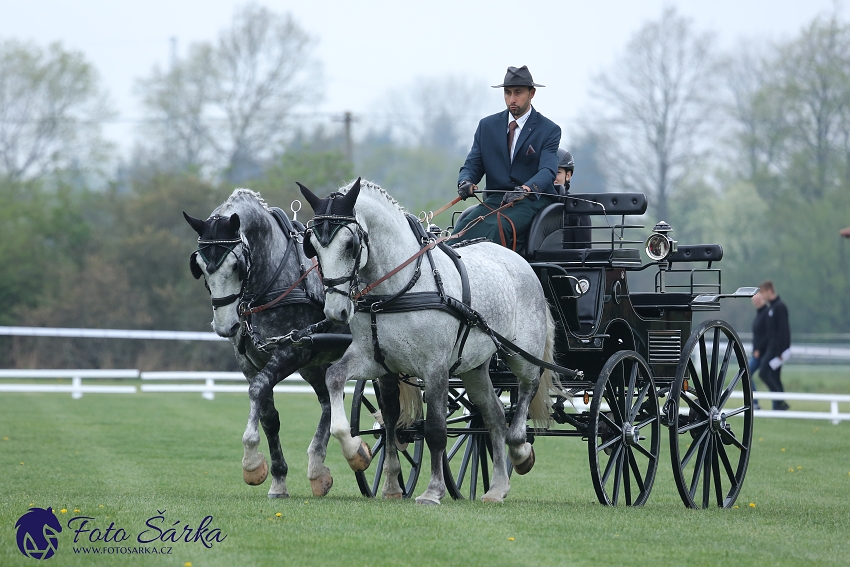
xmin=453 ymin=65 xmax=561 ymax=252
xmin=759 ymin=281 xmax=791 ymax=411
xmin=749 ymin=290 xmax=769 ymax=410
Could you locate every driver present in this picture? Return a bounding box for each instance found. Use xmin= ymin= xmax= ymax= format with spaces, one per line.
xmin=451 ymin=65 xmax=561 ymax=252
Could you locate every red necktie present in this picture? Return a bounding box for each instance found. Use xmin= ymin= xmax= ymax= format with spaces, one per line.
xmin=508 ymin=120 xmax=518 ymax=159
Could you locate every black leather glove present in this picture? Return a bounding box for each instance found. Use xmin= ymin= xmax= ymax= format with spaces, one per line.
xmin=501 ymin=188 xmax=526 ymax=205
xmin=457 ymin=180 xmax=476 ymax=200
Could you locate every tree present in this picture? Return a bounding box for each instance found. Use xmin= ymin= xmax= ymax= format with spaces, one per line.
xmin=136 ymin=3 xmax=322 ymax=182
xmin=592 ymin=7 xmax=722 ymax=221
xmin=0 ymin=40 xmax=112 ymax=181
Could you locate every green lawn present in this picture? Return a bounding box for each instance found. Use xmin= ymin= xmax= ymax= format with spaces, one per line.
xmin=1 ymin=389 xmax=848 ymax=567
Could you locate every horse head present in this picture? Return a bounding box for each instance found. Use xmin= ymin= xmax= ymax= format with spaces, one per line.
xmin=299 ymin=178 xmax=368 ymax=324
xmin=183 ymin=210 xmax=247 ymax=338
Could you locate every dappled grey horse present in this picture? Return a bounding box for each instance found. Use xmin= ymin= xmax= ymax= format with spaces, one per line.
xmin=299 ymin=178 xmax=559 ymax=504
xmin=184 ymin=189 xmax=346 ymax=498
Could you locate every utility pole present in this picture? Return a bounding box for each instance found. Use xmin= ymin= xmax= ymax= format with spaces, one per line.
xmin=333 ymin=111 xmax=358 ymax=162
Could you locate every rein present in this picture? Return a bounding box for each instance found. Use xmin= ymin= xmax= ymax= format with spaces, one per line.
xmin=240 ymin=259 xmax=319 ymax=316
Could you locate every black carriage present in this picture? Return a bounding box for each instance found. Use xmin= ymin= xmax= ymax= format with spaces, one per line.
xmin=350 ymin=192 xmax=756 ymax=508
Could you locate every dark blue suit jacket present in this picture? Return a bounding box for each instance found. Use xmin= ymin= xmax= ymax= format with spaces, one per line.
xmin=458 ymin=107 xmax=561 ymax=199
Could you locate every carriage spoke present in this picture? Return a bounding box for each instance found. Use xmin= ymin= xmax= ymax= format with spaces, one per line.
xmin=623 ymin=448 xmax=633 ymax=506
xmin=719 ymin=425 xmax=747 ymax=452
xmin=681 ymin=390 xmax=708 ymax=417
xmin=630 ymin=381 xmax=650 ymax=422
xmin=687 ymin=360 xmax=711 ymax=410
xmin=632 ymin=439 xmax=655 ymax=460
xmin=716 ymin=333 xmax=734 ymax=402
xmin=612 ymin=448 xmax=625 ymax=506
xmin=601 ymin=443 xmax=623 ymax=487
xmin=600 ymin=411 xmax=620 ymax=432
xmin=361 ymin=396 xmax=379 ymax=415
xmin=719 ymin=368 xmax=745 ymax=408
xmin=604 ymin=382 xmax=625 ymax=425
xmin=635 ymin=413 xmax=658 ymax=430
xmin=702 ymin=436 xmax=714 ymax=508
xmin=712 ymin=436 xmax=725 ymax=506
xmin=626 ymin=362 xmax=638 ymax=417
xmin=400 ymin=447 xmax=417 ymax=467
xmin=469 ymin=439 xmax=480 ymax=500
xmin=597 ymin=434 xmax=620 ymax=455
xmin=677 ymin=417 xmax=709 ymax=435
xmin=627 ymin=448 xmax=647 ymax=493
xmin=682 ymin=428 xmax=709 ymax=469
xmin=699 ymin=336 xmax=712 ymax=405
xmin=371 ymin=447 xmax=387 ymax=495
xmin=717 ymin=441 xmax=739 ymax=487
xmin=709 ymin=327 xmax=721 ymax=404
xmin=688 ymin=433 xmax=710 ymax=500
xmin=723 ymin=405 xmax=749 ymax=419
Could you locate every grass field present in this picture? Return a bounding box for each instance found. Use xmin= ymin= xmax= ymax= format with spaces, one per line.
xmin=1 ymin=383 xmax=848 ymax=567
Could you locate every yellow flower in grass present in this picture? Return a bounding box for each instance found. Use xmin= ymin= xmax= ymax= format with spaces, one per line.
xmin=508 ymin=537 xmax=515 ymax=541
xmin=788 ymin=468 xmax=795 ymax=473
xmin=749 ymin=502 xmax=756 ymax=508
xmin=797 ymin=466 xmax=802 ymax=470
xmin=275 ymin=512 xmax=281 ymax=517
xmin=781 ymin=448 xmax=786 ymax=452
xmin=73 ymin=509 xmax=80 ymax=513
xmin=184 ymin=563 xmax=193 ymax=567
xmin=99 ymin=504 xmax=104 ymax=508
xmin=3 ymin=436 xmax=8 ymax=440
xmin=60 ymin=509 xmax=67 ymax=514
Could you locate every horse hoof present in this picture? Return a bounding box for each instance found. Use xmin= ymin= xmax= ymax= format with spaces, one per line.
xmin=415 ymin=497 xmax=441 ymax=505
xmin=267 ymin=491 xmax=290 ymax=499
xmin=513 ymin=446 xmax=535 ymax=476
xmin=481 ymin=495 xmax=504 ymax=503
xmin=243 ymin=457 xmax=269 ymax=485
xmin=347 ymin=441 xmax=372 ymax=472
xmin=383 ymin=491 xmax=403 ymax=500
xmin=310 ymin=474 xmax=333 ymax=497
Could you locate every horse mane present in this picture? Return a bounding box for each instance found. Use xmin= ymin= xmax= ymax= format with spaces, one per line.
xmin=222 ymin=188 xmax=271 ymax=213
xmin=338 ymin=179 xmax=405 ymax=214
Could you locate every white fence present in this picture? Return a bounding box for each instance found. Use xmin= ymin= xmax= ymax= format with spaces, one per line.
xmin=0 ymin=369 xmax=846 ymax=423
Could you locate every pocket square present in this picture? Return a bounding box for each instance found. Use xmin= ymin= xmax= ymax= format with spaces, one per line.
xmin=526 ymin=145 xmax=536 ymax=155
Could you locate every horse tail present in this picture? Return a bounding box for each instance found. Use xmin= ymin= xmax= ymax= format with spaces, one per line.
xmin=397 ymin=378 xmax=423 ymax=429
xmin=529 ymin=304 xmax=560 ymax=429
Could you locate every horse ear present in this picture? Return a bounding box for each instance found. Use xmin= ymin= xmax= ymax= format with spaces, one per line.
xmin=298 ymin=182 xmax=322 ymax=212
xmin=227 ymin=213 xmax=241 ymax=234
xmin=183 ymin=212 xmax=205 ymax=236
xmin=340 ymin=177 xmax=361 ymax=211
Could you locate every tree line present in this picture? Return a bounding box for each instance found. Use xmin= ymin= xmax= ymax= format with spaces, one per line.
xmin=1 ymin=5 xmax=848 ymax=369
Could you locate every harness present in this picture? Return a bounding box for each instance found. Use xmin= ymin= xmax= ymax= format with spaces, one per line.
xmin=191 ymin=208 xmax=324 ymax=354
xmin=308 ymin=211 xmax=582 ymax=379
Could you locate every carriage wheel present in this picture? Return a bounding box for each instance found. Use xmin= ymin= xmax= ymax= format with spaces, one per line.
xmin=443 ymin=385 xmax=513 ymax=500
xmin=588 ymin=350 xmax=660 ymax=506
xmin=350 ymin=379 xmax=424 ymax=498
xmin=668 ymin=320 xmax=754 ymax=509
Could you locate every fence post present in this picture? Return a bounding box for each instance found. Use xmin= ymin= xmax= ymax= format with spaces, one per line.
xmin=72 ymin=375 xmax=83 ymax=399
xmin=203 ymin=378 xmax=215 ymax=401
xmin=831 ymin=401 xmax=840 ymax=426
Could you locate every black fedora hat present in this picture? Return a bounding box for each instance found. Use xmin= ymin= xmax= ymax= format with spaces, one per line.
xmin=492 ymin=65 xmax=545 ymax=88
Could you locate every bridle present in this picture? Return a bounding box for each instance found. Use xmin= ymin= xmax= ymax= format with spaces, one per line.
xmin=191 ymin=234 xmax=250 ymax=310
xmin=304 ymin=214 xmax=369 ymax=301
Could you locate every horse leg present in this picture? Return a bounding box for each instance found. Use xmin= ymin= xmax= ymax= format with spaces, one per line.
xmin=376 ymin=374 xmax=403 ymax=499
xmin=242 ymin=372 xmax=275 ymax=490
xmin=327 ymin=355 xmax=373 ymax=471
xmin=505 ymin=359 xmax=541 ymax=475
xmin=257 ymin=386 xmax=291 ymax=498
xmin=415 ymin=372 xmax=448 ymax=505
xmin=461 ymin=363 xmax=510 ymax=502
xmin=301 ymin=365 xmax=334 ymax=497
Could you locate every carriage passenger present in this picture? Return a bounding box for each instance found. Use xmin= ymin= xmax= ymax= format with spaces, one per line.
xmin=556 ymin=149 xmax=592 ymax=249
xmin=452 ymin=65 xmax=561 ymax=252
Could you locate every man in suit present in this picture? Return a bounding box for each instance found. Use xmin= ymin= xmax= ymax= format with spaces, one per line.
xmin=452 ymin=65 xmax=561 ymax=252
xmin=759 ymin=281 xmax=791 ymax=410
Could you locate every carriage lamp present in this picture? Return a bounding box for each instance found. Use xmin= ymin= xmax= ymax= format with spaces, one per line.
xmin=645 ymin=221 xmax=678 ymax=262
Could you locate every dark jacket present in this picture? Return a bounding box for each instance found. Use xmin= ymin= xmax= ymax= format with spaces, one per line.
xmin=458 ymin=107 xmax=561 ymax=199
xmin=751 ymin=304 xmax=769 ymax=355
xmin=764 ymin=296 xmax=791 ymax=358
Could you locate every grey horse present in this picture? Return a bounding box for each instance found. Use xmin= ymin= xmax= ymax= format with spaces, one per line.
xmin=299 ymin=178 xmax=559 ymax=504
xmin=184 ymin=189 xmax=345 ymax=498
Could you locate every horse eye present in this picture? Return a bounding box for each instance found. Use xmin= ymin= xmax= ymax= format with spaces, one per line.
xmin=345 ymin=239 xmax=354 ymax=250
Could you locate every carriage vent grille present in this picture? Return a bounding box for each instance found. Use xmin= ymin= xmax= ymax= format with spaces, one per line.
xmin=648 ymin=331 xmax=682 ymax=364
